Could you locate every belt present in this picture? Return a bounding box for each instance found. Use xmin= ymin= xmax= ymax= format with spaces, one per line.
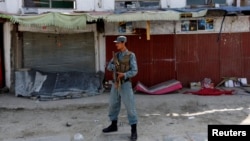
xmin=113 ymin=78 xmax=131 ymax=84
xmin=121 ymin=78 xmax=131 ymax=84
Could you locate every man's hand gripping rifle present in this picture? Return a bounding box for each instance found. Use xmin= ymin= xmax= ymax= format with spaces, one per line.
xmin=112 ymin=51 xmax=121 ymax=90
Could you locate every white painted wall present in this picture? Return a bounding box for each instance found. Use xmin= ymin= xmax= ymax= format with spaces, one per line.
xmin=0 ymin=1 xmax=7 ymax=12
xmin=3 ymin=22 xmax=12 ymax=88
xmin=94 ymin=27 xmax=107 ymax=73
xmin=161 ymin=0 xmax=187 ymax=8
xmin=1 ymin=0 xmax=114 ymax=14
xmin=77 ymin=0 xmax=114 ymax=12
xmin=218 ymin=16 xmax=250 ymax=33
xmin=93 ymin=0 xmax=114 ymax=11
xmin=105 ymin=21 xmax=175 ymax=35
xmin=105 ymin=16 xmax=250 ymax=35
xmin=101 ymin=0 xmax=114 ymax=11
xmin=98 ymin=33 xmax=106 ymax=72
xmin=5 ymin=0 xmax=22 ymax=14
xmin=104 ymin=16 xmax=250 ymax=36
xmin=77 ymin=0 xmax=95 ymax=11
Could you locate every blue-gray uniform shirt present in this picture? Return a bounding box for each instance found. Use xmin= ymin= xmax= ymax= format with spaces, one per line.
xmin=107 ymin=49 xmax=138 ymax=80
xmin=106 ymin=49 xmax=138 ymax=125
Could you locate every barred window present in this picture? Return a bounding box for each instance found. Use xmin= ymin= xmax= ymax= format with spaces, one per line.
xmin=187 ymin=0 xmax=226 ymax=5
xmin=115 ymin=0 xmax=160 ymax=10
xmin=23 ymin=0 xmax=76 ymax=9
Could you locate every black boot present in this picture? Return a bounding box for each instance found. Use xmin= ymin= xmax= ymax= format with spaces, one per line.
xmin=130 ymin=124 xmax=137 ymax=141
xmin=102 ymin=120 xmax=118 ymax=133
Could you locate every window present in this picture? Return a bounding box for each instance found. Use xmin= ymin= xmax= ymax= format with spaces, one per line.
xmin=23 ymin=0 xmax=76 ymax=9
xmin=187 ymin=0 xmax=226 ymax=5
xmin=115 ymin=0 xmax=160 ymax=10
xmin=181 ymin=19 xmax=214 ymax=32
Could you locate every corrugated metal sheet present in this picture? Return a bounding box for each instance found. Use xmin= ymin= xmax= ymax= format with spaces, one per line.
xmin=176 ymin=34 xmax=221 ymax=87
xmin=127 ymin=35 xmax=151 ymax=86
xmin=150 ymin=35 xmax=175 ymax=85
xmin=23 ymin=32 xmax=95 ymax=72
xmin=198 ymin=34 xmax=220 ymax=85
xmin=241 ymin=32 xmax=250 ymax=80
xmin=219 ymin=33 xmax=243 ymax=78
xmin=176 ymin=34 xmax=200 ymax=86
xmin=106 ymin=33 xmax=250 ymax=88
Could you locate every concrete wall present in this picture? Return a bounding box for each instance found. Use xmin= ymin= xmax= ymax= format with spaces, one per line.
xmin=77 ymin=0 xmax=95 ymax=11
xmin=176 ymin=16 xmax=250 ymax=34
xmin=172 ymin=0 xmax=186 ymax=8
xmin=0 ymin=0 xmax=188 ymax=14
xmin=0 ymin=0 xmax=115 ymax=14
xmin=94 ymin=0 xmax=114 ymax=11
xmin=78 ymin=0 xmax=114 ymax=11
xmin=5 ymin=0 xmax=22 ymax=14
xmin=3 ymin=22 xmax=11 ymax=88
xmin=0 ymin=0 xmax=6 ymax=12
xmin=104 ymin=16 xmax=250 ymax=35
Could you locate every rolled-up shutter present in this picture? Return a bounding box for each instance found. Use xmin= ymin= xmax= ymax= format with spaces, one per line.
xmin=23 ymin=32 xmax=95 ymax=73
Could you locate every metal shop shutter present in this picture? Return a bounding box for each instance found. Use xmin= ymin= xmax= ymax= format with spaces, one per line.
xmin=23 ymin=32 xmax=95 ymax=73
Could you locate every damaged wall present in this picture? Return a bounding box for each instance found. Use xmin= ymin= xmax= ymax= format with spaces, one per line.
xmin=104 ymin=15 xmax=250 ymax=35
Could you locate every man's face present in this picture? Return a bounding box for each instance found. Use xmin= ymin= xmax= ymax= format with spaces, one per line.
xmin=115 ymin=42 xmax=124 ymax=50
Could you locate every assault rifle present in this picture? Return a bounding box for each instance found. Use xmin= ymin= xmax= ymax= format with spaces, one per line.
xmin=112 ymin=51 xmax=121 ymax=90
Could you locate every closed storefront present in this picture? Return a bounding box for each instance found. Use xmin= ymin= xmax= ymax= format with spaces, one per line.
xmin=22 ymin=32 xmax=95 ymax=73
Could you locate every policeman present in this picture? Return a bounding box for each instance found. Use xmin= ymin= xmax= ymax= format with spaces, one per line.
xmin=103 ymin=36 xmax=138 ymax=141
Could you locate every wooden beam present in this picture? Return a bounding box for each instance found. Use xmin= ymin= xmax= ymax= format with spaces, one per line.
xmin=146 ymin=21 xmax=150 ymax=40
xmin=0 ymin=18 xmax=7 ymax=23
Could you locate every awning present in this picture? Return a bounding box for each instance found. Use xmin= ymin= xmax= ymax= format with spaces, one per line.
xmin=0 ymin=13 xmax=12 ymax=19
xmin=106 ymin=10 xmax=181 ymax=22
xmin=217 ymin=6 xmax=250 ymax=15
xmin=10 ymin=12 xmax=87 ymax=29
xmin=86 ymin=9 xmax=208 ymax=22
xmin=174 ymin=9 xmax=208 ymax=18
xmin=86 ymin=12 xmax=111 ymax=22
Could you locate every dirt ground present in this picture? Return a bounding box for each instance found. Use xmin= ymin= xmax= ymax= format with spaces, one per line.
xmin=1 ymin=87 xmax=250 ymax=141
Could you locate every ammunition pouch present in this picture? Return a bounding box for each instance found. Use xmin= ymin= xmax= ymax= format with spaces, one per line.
xmin=117 ymin=51 xmax=131 ymax=73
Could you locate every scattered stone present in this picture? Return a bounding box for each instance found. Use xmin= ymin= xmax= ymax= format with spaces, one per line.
xmin=66 ymin=122 xmax=72 ymax=127
xmin=72 ymin=116 xmax=77 ymax=119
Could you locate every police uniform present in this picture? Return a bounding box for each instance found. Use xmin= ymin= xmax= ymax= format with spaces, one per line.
xmin=103 ymin=36 xmax=138 ymax=140
xmin=107 ymin=49 xmax=138 ymax=125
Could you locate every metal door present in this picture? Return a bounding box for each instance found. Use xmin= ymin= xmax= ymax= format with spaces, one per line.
xmin=23 ymin=32 xmax=95 ymax=73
